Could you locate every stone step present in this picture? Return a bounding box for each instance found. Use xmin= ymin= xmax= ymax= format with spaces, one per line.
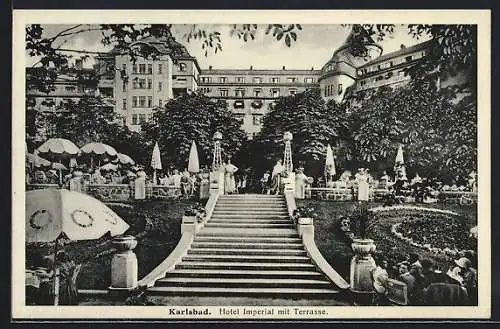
xmin=147 ymin=286 xmax=339 ymax=297
xmin=182 ymin=254 xmax=311 ymax=263
xmin=188 ymin=248 xmax=307 ymax=256
xmin=176 ymin=261 xmax=316 ymax=271
xmin=204 ymin=222 xmax=295 ymax=229
xmin=208 ymin=218 xmax=292 ymax=224
xmin=217 ymin=199 xmax=286 ymax=205
xmin=211 ymin=214 xmax=290 ymax=219
xmin=218 ymin=195 xmax=284 ymax=198
xmin=166 ymin=269 xmax=324 ymax=280
xmin=198 ymin=227 xmax=299 ymax=237
xmin=191 ymin=241 xmax=304 ymax=249
xmin=155 ymin=277 xmax=331 ymax=288
xmin=212 ymin=210 xmax=287 ymax=215
xmin=194 ymin=236 xmax=303 ymax=244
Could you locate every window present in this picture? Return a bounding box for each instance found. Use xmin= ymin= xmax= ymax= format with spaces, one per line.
xmin=138 ymin=78 xmax=146 ymax=89
xmin=271 ymin=89 xmax=280 ymax=97
xmin=338 ymin=84 xmax=343 ymax=95
xmin=122 ymin=98 xmax=127 ymax=110
xmin=147 ymin=78 xmax=152 ymax=89
xmin=289 ymin=89 xmax=297 ymax=96
xmin=122 ymin=117 xmax=126 ymax=126
xmin=148 ymin=96 xmax=153 ymax=107
xmin=139 ymin=114 xmax=146 ymax=123
xmin=200 ymin=76 xmax=211 ymax=83
xmin=234 ymin=100 xmax=245 ymax=109
xmin=132 ymin=114 xmax=138 ymax=125
xmin=219 ymin=77 xmax=227 ymax=83
xmin=253 ymin=89 xmax=261 ymax=97
xmin=158 ymin=64 xmax=163 ymax=74
xmin=159 ymin=99 xmax=162 ymax=107
xmin=219 ymin=89 xmax=228 ymax=97
xmin=234 ymin=114 xmax=244 ymax=122
xmin=139 ymin=96 xmax=146 ymax=107
xmin=304 ymin=77 xmax=314 ymax=83
xmin=147 ymin=64 xmax=153 ymax=74
xmin=122 ymin=80 xmax=127 ymax=92
xmin=139 ymin=64 xmax=146 ymax=74
xmin=389 ymin=61 xmax=393 ymax=67
xmin=178 ymin=63 xmax=187 ymax=71
xmin=122 ymin=64 xmax=127 ymax=72
xmin=132 ymin=64 xmax=137 ymax=74
xmin=287 ymin=77 xmax=296 ymax=83
xmin=271 ymin=77 xmax=279 ymax=84
xmin=360 ymin=80 xmax=366 ymax=86
xmin=177 ymin=77 xmax=187 ymax=81
xmin=132 ymin=96 xmax=138 ymax=107
xmin=65 ymin=86 xmax=76 ymax=92
xmin=405 ymin=56 xmax=412 ymax=62
xmin=235 ymin=89 xmax=245 ymax=98
xmin=236 ymin=77 xmax=245 ymax=83
xmin=158 ymin=81 xmax=162 ymax=91
xmin=253 ymin=115 xmax=262 ymax=125
xmin=253 ymin=77 xmax=263 ymax=84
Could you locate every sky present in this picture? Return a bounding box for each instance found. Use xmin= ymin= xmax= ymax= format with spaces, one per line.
xmin=26 ymin=24 xmax=430 ymax=70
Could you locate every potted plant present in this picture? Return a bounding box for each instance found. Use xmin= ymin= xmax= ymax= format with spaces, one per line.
xmin=293 ymin=206 xmax=317 ymax=225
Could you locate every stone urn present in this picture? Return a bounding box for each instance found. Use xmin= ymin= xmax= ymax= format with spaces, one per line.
xmin=110 ymin=235 xmax=138 ymax=292
xmin=350 ymin=238 xmax=376 ymax=297
xmin=112 ymin=235 xmax=138 ymax=252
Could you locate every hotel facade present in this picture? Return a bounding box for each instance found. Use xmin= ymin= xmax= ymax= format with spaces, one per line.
xmin=27 ymin=28 xmax=449 ymax=139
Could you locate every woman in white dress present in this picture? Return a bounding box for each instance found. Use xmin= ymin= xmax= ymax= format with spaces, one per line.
xmin=224 ymin=158 xmax=238 ymax=194
xmin=356 ymin=168 xmax=370 ymax=201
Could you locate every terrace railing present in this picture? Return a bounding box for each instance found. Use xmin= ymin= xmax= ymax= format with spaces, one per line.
xmin=26 ymin=183 xmax=182 ymax=202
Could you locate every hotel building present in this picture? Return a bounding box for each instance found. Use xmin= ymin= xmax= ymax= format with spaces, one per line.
xmin=28 ymin=26 xmax=466 ymax=139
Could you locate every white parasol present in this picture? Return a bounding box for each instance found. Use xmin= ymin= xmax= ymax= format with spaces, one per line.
xmin=187 ymin=141 xmax=200 ymax=174
xmin=151 ymin=142 xmax=162 ymax=184
xmin=80 ymin=142 xmax=118 ymax=169
xmin=26 ymin=189 xmax=130 ymax=304
xmin=325 ymin=144 xmax=336 ymax=178
xmin=395 ymin=144 xmax=405 ymax=165
xmin=37 ymin=138 xmax=80 ymax=158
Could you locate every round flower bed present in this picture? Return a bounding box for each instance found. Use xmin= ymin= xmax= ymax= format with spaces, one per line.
xmin=372 ymin=206 xmax=477 ymax=257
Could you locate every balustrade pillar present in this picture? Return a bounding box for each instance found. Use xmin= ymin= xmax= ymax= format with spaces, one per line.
xmin=109 ymin=235 xmax=138 ymax=296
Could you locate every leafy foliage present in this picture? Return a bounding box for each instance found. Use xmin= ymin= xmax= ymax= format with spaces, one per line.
xmin=253 ymin=89 xmax=349 ymax=176
xmin=348 ymin=80 xmax=476 ymax=179
xmin=140 ymin=92 xmax=247 ymax=169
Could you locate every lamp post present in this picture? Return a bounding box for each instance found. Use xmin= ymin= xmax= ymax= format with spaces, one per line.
xmin=211 ymin=131 xmax=224 ymax=195
xmin=283 ymin=131 xmax=293 ymax=174
xmin=212 ymin=131 xmax=223 ymax=171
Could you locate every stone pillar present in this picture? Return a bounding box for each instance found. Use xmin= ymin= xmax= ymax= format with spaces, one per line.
xmin=297 ymin=217 xmax=314 ymax=237
xmin=350 ymin=238 xmax=376 ymax=305
xmin=109 ymin=235 xmax=138 ymax=294
xmin=181 ymin=214 xmax=199 ymax=234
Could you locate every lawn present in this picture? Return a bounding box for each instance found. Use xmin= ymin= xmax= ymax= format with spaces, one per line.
xmin=296 ymin=200 xmax=477 ymax=281
xmin=26 ymin=199 xmax=197 ymax=290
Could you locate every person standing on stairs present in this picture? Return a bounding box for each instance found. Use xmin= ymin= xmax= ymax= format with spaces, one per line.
xmin=224 ymin=157 xmax=238 ymax=194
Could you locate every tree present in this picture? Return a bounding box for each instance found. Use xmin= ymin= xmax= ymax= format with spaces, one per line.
xmin=349 ymin=81 xmax=476 ymax=181
xmin=254 ymin=89 xmax=350 ymax=176
xmin=140 ymin=92 xmax=247 ymax=169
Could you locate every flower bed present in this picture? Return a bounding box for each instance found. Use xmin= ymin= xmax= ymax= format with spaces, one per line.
xmin=390 ymin=211 xmax=476 ymax=257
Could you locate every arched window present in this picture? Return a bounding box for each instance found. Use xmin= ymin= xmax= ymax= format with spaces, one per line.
xmin=338 ymin=83 xmax=343 ymax=95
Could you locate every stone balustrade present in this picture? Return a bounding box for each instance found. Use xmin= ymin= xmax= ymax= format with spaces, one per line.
xmin=26 ymin=183 xmax=182 ymax=202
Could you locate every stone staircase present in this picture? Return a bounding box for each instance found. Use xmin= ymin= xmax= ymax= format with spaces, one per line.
xmin=147 ymin=194 xmax=344 ymax=298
